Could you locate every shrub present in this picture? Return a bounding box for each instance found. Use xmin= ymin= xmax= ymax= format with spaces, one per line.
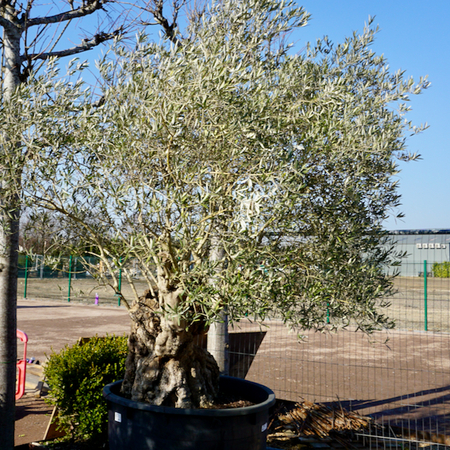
xmin=432 ymin=262 xmax=450 ymax=278
xmin=44 ymin=334 xmax=128 ymax=442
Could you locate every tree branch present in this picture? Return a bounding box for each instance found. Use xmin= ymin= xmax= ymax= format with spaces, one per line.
xmin=141 ymin=0 xmax=184 ymax=44
xmin=21 ymin=28 xmax=122 ymax=63
xmin=23 ymin=0 xmax=108 ymax=28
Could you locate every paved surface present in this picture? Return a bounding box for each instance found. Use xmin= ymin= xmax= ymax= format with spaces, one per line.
xmin=17 ymin=298 xmax=130 ymax=364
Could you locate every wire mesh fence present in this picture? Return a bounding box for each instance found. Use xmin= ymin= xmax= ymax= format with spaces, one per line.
xmin=227 ymin=231 xmax=450 ymax=448
xmin=16 ymin=231 xmax=450 ymax=447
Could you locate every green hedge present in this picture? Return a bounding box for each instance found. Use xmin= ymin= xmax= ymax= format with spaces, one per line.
xmin=44 ymin=335 xmax=128 ymax=442
xmin=432 ymin=262 xmax=450 ymax=278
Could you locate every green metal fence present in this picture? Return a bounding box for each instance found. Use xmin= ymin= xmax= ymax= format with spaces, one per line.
xmin=17 ymin=254 xmax=144 ymax=306
xmin=18 ymin=252 xmax=448 ymax=332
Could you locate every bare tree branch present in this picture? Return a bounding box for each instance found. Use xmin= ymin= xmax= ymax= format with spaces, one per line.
xmin=21 ymin=19 xmax=73 ymax=81
xmin=21 ymin=28 xmax=122 ymax=62
xmin=141 ymin=0 xmax=185 ymax=43
xmin=32 ymin=20 xmax=72 ymax=64
xmin=22 ymin=0 xmax=107 ymax=28
xmin=185 ymin=0 xmax=207 ymax=24
xmin=26 ymin=23 xmax=49 ymax=49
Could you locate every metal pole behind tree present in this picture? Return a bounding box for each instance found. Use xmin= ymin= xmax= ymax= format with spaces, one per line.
xmin=67 ymin=255 xmax=73 ymax=303
xmin=207 ymin=315 xmax=229 ymax=375
xmin=23 ymin=255 xmax=28 ymax=298
xmin=207 ymin=236 xmax=229 ymax=375
xmin=424 ymin=260 xmax=428 ymax=331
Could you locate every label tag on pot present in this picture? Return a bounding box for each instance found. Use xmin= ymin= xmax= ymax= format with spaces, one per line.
xmin=115 ymin=412 xmax=122 ymax=423
xmin=261 ymin=422 xmax=267 ymax=432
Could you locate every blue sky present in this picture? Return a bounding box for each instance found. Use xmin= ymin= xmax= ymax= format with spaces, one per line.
xmin=53 ymin=1 xmax=448 ymax=232
xmin=290 ymin=1 xmax=449 ymax=231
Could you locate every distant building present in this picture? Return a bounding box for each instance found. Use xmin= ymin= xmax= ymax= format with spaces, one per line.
xmin=388 ymin=230 xmax=450 ymax=277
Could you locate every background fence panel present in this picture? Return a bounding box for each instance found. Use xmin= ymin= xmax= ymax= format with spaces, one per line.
xmin=229 ymin=232 xmax=450 ymax=447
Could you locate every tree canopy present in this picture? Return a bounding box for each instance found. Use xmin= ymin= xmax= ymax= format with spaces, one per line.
xmin=3 ymin=0 xmax=429 ymax=334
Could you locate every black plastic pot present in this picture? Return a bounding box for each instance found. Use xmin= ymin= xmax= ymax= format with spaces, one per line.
xmin=103 ymin=376 xmax=276 ymax=450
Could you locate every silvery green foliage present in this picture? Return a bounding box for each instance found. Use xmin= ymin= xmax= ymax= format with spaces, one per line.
xmin=6 ymin=0 xmax=428 ymax=333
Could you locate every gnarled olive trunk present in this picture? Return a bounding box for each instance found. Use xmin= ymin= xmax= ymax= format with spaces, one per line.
xmin=121 ymin=289 xmax=220 ymax=408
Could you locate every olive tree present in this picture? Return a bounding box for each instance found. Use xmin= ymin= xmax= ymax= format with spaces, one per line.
xmin=6 ymin=0 xmax=428 ymax=408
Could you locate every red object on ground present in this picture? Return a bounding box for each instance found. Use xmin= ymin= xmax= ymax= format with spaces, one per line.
xmin=16 ymin=329 xmax=28 ymax=400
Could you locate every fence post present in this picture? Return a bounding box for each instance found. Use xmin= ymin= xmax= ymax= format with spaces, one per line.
xmin=39 ymin=255 xmax=44 ymax=279
xmin=23 ymin=255 xmax=28 ymax=298
xmin=424 ymin=259 xmax=428 ymax=331
xmin=117 ymin=257 xmax=123 ymax=307
xmin=68 ymin=255 xmax=73 ymax=303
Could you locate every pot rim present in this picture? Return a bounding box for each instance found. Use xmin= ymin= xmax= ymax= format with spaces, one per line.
xmin=103 ymin=375 xmax=275 ymax=417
